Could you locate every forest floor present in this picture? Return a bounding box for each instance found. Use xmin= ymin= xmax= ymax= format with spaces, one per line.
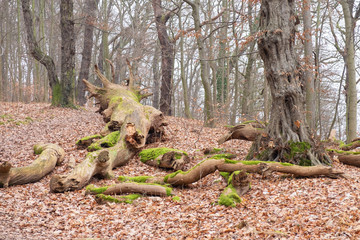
xmin=1 ymin=102 xmax=360 ymax=240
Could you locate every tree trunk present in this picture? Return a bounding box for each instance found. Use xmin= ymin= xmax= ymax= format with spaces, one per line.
xmin=340 ymin=0 xmax=358 ymax=143
xmin=49 ymin=65 xmax=166 ymax=192
xmin=152 ymin=0 xmax=174 ymax=116
xmin=21 ymin=0 xmax=62 ymax=106
xmin=302 ymin=0 xmax=315 ymax=130
xmin=184 ymin=0 xmax=214 ymax=127
xmin=60 ymin=0 xmax=76 ymax=107
xmin=77 ymin=0 xmax=98 ymax=106
xmin=253 ymin=0 xmax=331 ymax=165
xmin=0 ymin=144 xmax=65 ymax=188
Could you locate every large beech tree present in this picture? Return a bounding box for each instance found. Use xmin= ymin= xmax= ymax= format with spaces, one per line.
xmin=250 ymin=0 xmax=331 ymax=165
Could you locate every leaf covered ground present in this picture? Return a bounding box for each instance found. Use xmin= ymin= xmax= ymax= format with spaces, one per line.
xmin=1 ymin=102 xmax=360 ymax=239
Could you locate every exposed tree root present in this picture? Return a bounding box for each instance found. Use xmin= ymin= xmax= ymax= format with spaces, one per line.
xmin=0 ymin=143 xmax=65 ymax=187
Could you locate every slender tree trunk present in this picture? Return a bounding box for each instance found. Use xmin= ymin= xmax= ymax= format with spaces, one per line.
xmin=21 ymin=0 xmax=62 ymax=106
xmin=340 ymin=0 xmax=358 ymax=143
xmin=303 ymin=0 xmax=315 ymax=130
xmin=17 ymin=0 xmax=23 ymax=102
xmin=152 ymin=43 xmax=160 ymax=109
xmin=178 ymin=11 xmax=191 ymax=118
xmin=152 ymin=0 xmax=174 ymax=116
xmin=184 ymin=0 xmax=214 ymax=127
xmin=77 ymin=0 xmax=98 ymax=106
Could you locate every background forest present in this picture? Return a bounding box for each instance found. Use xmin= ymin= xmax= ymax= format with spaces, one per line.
xmin=1 ymin=0 xmax=359 ymax=141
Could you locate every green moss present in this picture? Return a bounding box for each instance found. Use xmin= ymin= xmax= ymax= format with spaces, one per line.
xmin=76 ymin=134 xmax=102 ymax=145
xmin=96 ymin=193 xmax=141 ymax=204
xmin=326 ymin=149 xmax=360 ymax=155
xmin=109 ymin=96 xmax=123 ymax=106
xmin=219 ymin=172 xmax=231 ymax=181
xmin=172 ymin=196 xmax=181 ymax=202
xmin=86 ymin=184 xmax=109 ymax=194
xmin=118 ymin=175 xmax=153 ymax=183
xmin=87 ymin=131 xmax=120 ymax=151
xmin=211 ymin=154 xmax=236 ymax=160
xmin=204 ymin=148 xmax=223 ymax=155
xmin=218 ymin=171 xmax=244 ymax=207
xmin=139 ymin=148 xmax=188 ymax=163
xmin=224 ymin=159 xmax=293 ymax=166
xmin=164 ymin=170 xmax=183 ymax=183
xmin=286 ymin=141 xmax=311 ymax=159
xmin=51 ymin=82 xmax=62 ymax=106
xmin=33 ymin=145 xmax=44 ymax=155
xmin=224 ymin=159 xmax=239 ymax=164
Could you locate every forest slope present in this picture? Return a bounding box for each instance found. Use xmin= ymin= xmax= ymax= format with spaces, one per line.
xmin=1 ymin=102 xmax=360 ymax=239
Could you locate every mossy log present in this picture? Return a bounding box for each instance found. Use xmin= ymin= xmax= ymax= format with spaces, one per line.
xmin=0 ymin=143 xmax=65 ymax=187
xmin=139 ymin=148 xmax=190 ymax=171
xmin=218 ymin=171 xmax=250 ymax=207
xmin=328 ymin=149 xmax=360 ymax=168
xmin=340 ymin=139 xmax=360 ymax=151
xmin=86 ymin=182 xmax=172 ymax=197
xmin=218 ymin=122 xmax=264 ymax=144
xmin=50 ymin=65 xmax=166 ymax=192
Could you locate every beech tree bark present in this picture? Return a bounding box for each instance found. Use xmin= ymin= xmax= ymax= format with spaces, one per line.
xmin=60 ymin=0 xmax=76 ymax=107
xmin=252 ymin=0 xmax=330 ymax=165
xmin=50 ymin=64 xmax=166 ymax=192
xmin=152 ymin=0 xmax=175 ymax=116
xmin=77 ymin=0 xmax=98 ymax=105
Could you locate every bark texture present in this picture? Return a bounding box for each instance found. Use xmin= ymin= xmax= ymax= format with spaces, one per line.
xmin=60 ymin=0 xmax=76 ymax=107
xmin=0 ymin=144 xmax=65 ymax=187
xmin=152 ymin=0 xmax=174 ymax=115
xmin=50 ymin=65 xmax=166 ymax=192
xmin=253 ymin=0 xmax=330 ymax=165
xmin=77 ymin=0 xmax=98 ymax=105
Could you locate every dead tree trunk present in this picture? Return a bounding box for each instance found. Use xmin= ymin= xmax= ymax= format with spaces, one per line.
xmin=50 ymin=65 xmax=166 ymax=192
xmin=0 ymin=144 xmax=65 ymax=187
xmin=251 ymin=0 xmax=331 ymax=165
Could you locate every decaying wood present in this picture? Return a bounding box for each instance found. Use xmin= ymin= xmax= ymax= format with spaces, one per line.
xmin=140 ymin=148 xmax=190 ymax=171
xmin=87 ymin=182 xmax=171 ymax=197
xmin=218 ymin=122 xmax=264 ymax=144
xmin=0 ymin=143 xmax=65 ymax=187
xmin=49 ymin=64 xmax=166 ymax=192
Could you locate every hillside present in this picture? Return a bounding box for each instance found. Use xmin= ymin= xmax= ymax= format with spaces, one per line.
xmin=1 ymin=102 xmax=360 ymax=239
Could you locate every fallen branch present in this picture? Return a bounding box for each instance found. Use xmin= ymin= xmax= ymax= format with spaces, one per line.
xmin=0 ymin=143 xmax=65 ymax=187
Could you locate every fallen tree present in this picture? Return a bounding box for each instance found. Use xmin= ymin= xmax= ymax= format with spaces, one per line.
xmin=49 ymin=65 xmax=167 ymax=192
xmin=0 ymin=143 xmax=65 ymax=187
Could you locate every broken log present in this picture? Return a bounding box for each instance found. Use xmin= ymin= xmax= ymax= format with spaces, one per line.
xmin=139 ymin=148 xmax=190 ymax=171
xmin=50 ymin=64 xmax=166 ymax=192
xmin=327 ymin=149 xmax=360 ymax=168
xmin=218 ymin=122 xmax=265 ymax=144
xmin=0 ymin=143 xmax=65 ymax=187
